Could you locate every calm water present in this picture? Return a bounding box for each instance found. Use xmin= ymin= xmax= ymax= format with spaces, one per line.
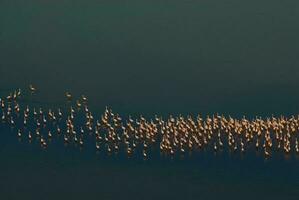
xmin=0 ymin=1 xmax=299 ymax=199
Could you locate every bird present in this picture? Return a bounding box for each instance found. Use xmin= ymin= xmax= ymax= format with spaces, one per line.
xmin=17 ymin=130 xmax=22 ymax=137
xmin=65 ymin=92 xmax=72 ymax=101
xmin=96 ymin=142 xmax=100 ymax=150
xmin=29 ymin=84 xmax=37 ymax=93
xmin=76 ymin=100 xmax=82 ymax=108
xmin=17 ymin=88 xmax=21 ymax=97
xmin=28 ymin=131 xmax=32 ymax=140
xmin=81 ymin=95 xmax=88 ymax=102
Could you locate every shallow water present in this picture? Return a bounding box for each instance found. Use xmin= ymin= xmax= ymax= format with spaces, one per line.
xmin=1 ymin=1 xmax=299 ymax=199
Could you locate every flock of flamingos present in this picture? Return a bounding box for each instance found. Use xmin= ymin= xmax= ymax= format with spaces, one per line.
xmin=0 ymin=85 xmax=299 ymax=159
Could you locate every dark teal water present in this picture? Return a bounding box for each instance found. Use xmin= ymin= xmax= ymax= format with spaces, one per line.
xmin=0 ymin=1 xmax=299 ymax=199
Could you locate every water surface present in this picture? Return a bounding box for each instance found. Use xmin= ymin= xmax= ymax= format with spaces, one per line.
xmin=0 ymin=1 xmax=299 ymax=199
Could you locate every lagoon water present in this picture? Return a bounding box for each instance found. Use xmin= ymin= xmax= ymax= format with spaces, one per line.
xmin=0 ymin=1 xmax=299 ymax=199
